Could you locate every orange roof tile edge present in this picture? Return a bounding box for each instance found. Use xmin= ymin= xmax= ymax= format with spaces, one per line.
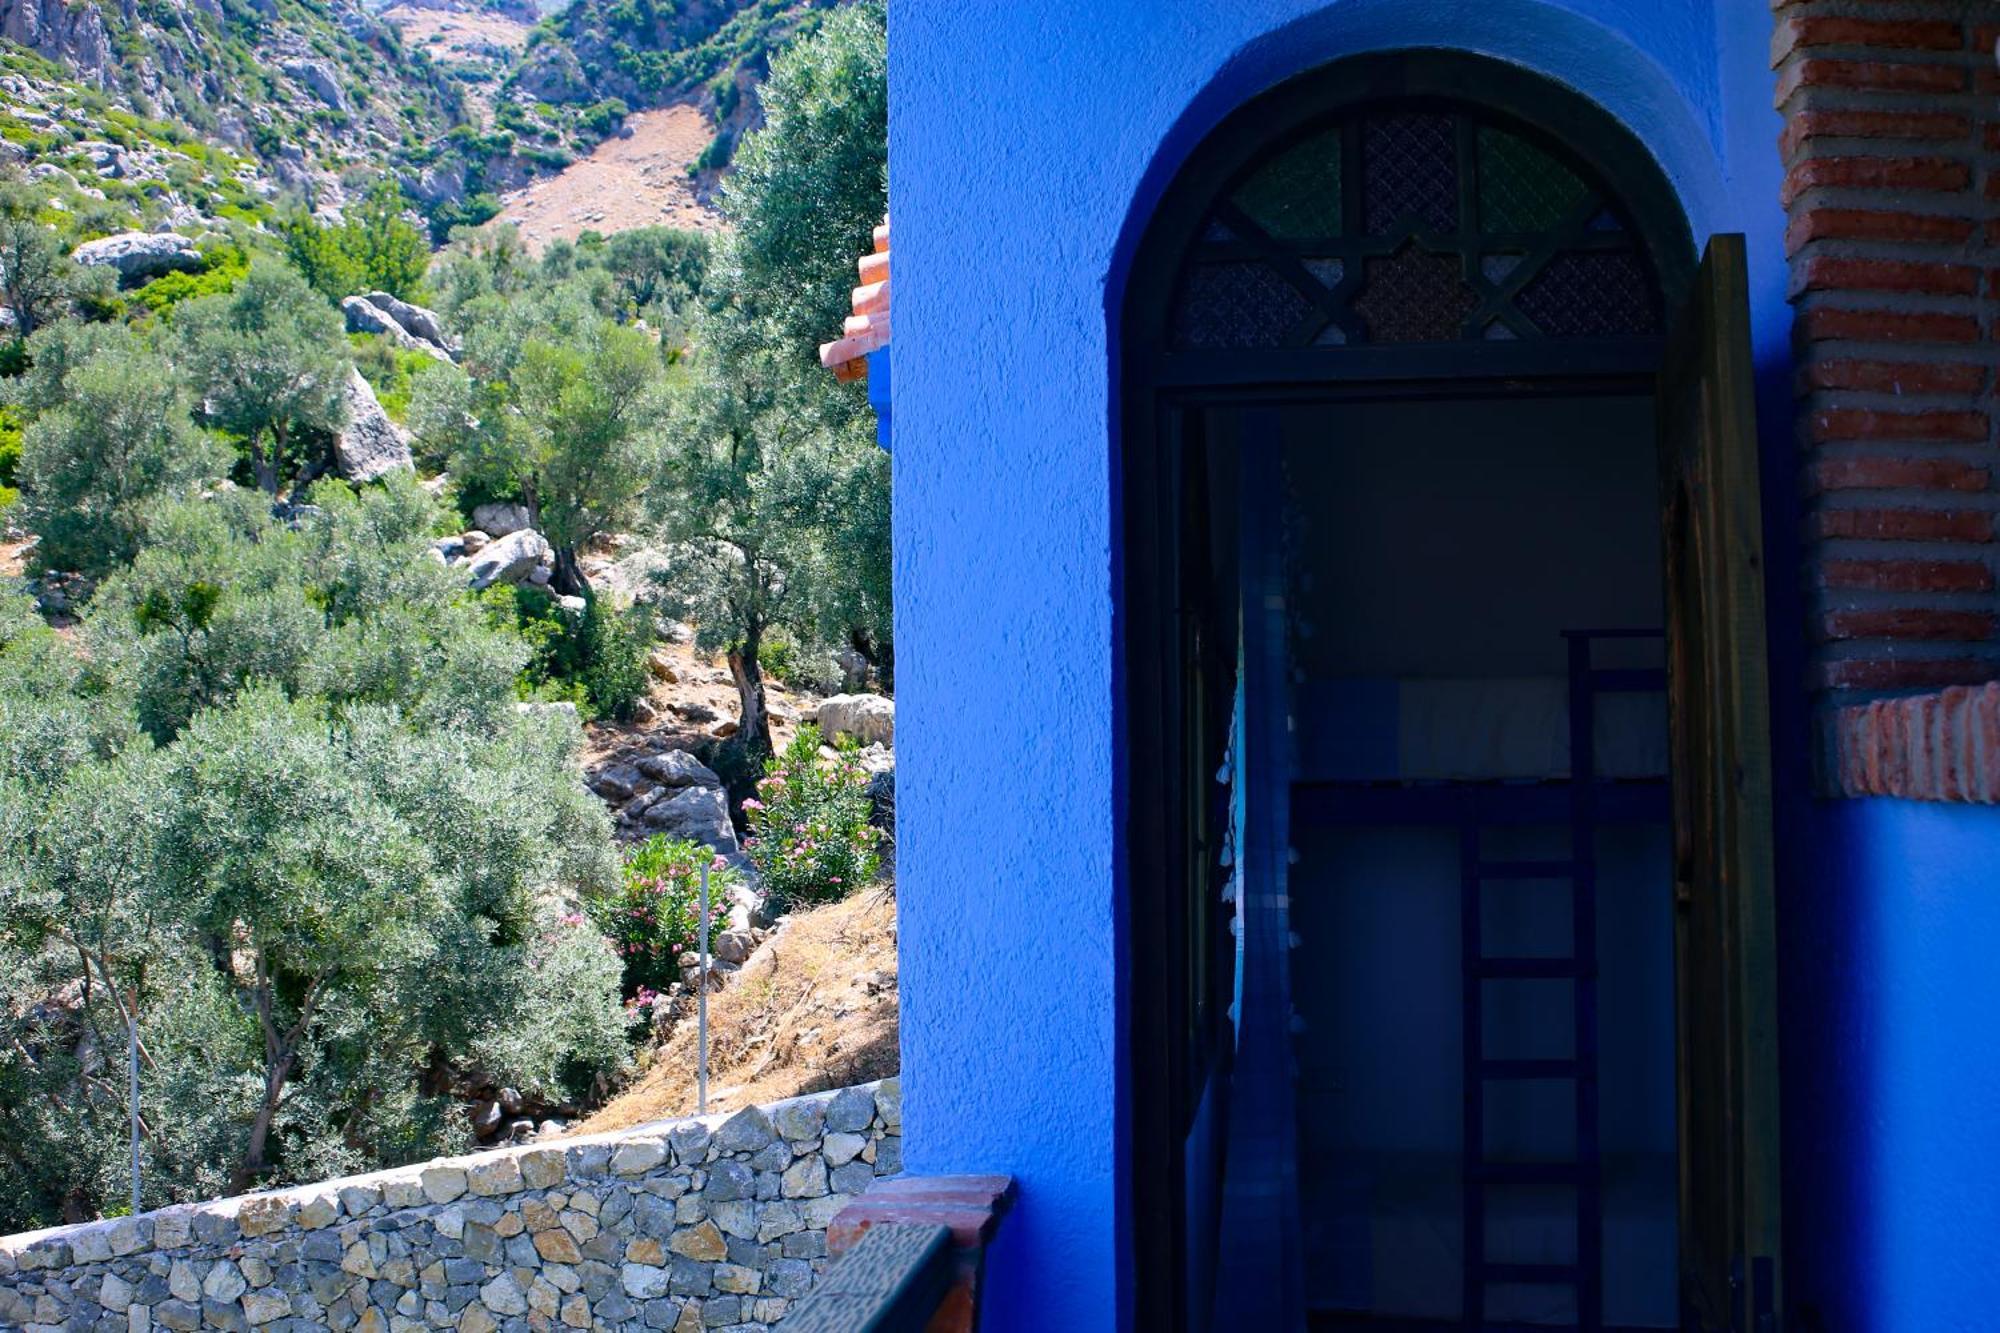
xmin=819 ymin=218 xmax=891 ymax=380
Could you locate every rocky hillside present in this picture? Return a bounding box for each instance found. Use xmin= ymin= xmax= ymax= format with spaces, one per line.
xmin=507 ymin=0 xmax=852 ymax=175
xmin=0 ymin=0 xmax=467 ymax=215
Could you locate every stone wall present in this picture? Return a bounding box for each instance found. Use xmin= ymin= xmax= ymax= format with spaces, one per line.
xmin=0 ymin=1080 xmax=900 ymax=1333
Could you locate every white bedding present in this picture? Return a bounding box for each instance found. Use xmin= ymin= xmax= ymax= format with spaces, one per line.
xmin=1298 ymin=677 xmax=1669 ymax=783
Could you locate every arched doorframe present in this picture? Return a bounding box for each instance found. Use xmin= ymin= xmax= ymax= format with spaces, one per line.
xmin=1116 ymin=46 xmax=1777 ymax=1333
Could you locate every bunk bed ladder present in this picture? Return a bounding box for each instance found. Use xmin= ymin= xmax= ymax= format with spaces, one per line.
xmin=1460 ymin=630 xmax=1664 ymax=1331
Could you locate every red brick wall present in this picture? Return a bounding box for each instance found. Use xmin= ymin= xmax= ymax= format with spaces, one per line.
xmin=1776 ymin=1 xmax=2000 ymax=780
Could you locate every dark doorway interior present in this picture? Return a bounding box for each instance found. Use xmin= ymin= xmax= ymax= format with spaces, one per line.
xmin=1120 ymin=51 xmax=1779 ymax=1333
xmin=1258 ymin=394 xmax=1679 ymax=1329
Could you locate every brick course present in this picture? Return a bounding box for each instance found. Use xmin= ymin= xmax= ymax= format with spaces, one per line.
xmin=1776 ymin=0 xmax=2000 ymax=792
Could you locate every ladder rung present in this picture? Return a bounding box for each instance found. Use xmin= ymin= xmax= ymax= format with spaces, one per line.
xmin=1478 ymin=1262 xmax=1581 ymax=1285
xmin=1479 ymin=1058 xmax=1587 ymax=1080
xmin=1588 ymin=667 xmax=1667 ymax=693
xmin=1472 ymin=1162 xmax=1585 ymax=1185
xmin=1475 ymin=860 xmax=1580 ymax=879
xmin=1474 ymin=957 xmax=1590 ymax=979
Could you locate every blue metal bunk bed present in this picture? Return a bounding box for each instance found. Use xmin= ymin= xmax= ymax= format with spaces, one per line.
xmin=1291 ymin=630 xmax=1670 ymax=1333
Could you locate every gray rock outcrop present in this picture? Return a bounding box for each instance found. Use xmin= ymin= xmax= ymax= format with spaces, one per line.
xmin=471 ymin=500 xmax=533 ymax=537
xmin=640 ymin=785 xmax=738 ymax=855
xmin=341 ymin=295 xmax=453 ymax=363
xmin=332 ymin=367 xmax=414 ymax=482
xmin=467 ymin=529 xmax=551 ymax=591
xmin=815 ymin=693 xmax=895 ymax=749
xmin=636 ymin=749 xmax=723 ymax=790
xmin=363 ymin=291 xmax=454 ymax=353
xmin=280 ymin=59 xmax=346 ymax=112
xmin=70 ymin=231 xmax=201 ymax=284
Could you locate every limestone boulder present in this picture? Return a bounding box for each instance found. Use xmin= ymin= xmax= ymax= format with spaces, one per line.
xmin=467 ymin=529 xmax=550 ymax=590
xmin=815 ymin=693 xmax=895 ymax=748
xmin=333 ymin=367 xmax=414 ymax=482
xmin=341 ymin=295 xmax=452 ymax=363
xmin=639 ymin=785 xmax=738 ymax=855
xmin=71 ymin=231 xmax=201 ymax=284
xmin=471 ymin=500 xmax=533 ymax=537
xmin=363 ymin=290 xmax=454 ymax=353
xmin=635 ymin=748 xmax=722 ymax=790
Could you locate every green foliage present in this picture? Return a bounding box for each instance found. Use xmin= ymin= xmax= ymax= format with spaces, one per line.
xmin=126 ymin=244 xmax=250 ymax=316
xmin=648 ymin=2 xmax=892 ymax=749
xmin=586 ymin=835 xmax=733 ymax=998
xmin=479 ymin=584 xmax=652 ymax=722
xmin=349 ymin=334 xmax=439 ymax=423
xmin=171 ymin=261 xmax=349 ymax=493
xmin=0 ymin=186 xmax=85 ymax=337
xmin=720 ymin=1 xmax=886 ymax=355
xmin=91 ymin=478 xmax=524 ymax=741
xmin=0 ymin=472 xmax=626 ymax=1223
xmin=282 ymin=180 xmax=431 ymax=303
xmin=0 ymin=404 xmax=20 ymax=514
xmin=578 ymin=97 xmax=629 ymax=138
xmin=15 ymin=340 xmax=228 ymax=575
xmin=742 ymin=724 xmax=880 ymax=909
xmin=414 ymin=289 xmax=663 ymax=593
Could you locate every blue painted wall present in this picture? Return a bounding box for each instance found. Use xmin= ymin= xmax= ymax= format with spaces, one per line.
xmin=1783 ymin=800 xmax=2000 ymax=1332
xmin=886 ymin=2 xmax=1802 ymax=1329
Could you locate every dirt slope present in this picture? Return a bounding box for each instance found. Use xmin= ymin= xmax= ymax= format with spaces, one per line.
xmin=572 ymin=888 xmax=898 ymax=1132
xmin=494 ymin=104 xmax=724 ymax=251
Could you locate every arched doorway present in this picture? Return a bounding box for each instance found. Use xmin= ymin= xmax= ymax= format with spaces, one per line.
xmin=1120 ymin=53 xmax=1781 ymax=1333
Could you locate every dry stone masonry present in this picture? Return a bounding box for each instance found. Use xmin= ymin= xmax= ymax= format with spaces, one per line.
xmin=0 ymin=1080 xmax=901 ymax=1333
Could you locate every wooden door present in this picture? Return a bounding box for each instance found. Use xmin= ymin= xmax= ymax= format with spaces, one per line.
xmin=1659 ymin=235 xmax=1783 ymax=1331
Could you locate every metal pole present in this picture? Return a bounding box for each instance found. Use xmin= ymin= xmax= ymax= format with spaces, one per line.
xmin=127 ymin=995 xmax=140 ymax=1216
xmin=697 ymin=863 xmax=710 ymax=1115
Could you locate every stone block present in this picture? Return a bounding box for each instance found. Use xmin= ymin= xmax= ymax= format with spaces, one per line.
xmin=610 ymin=1141 xmax=668 ymax=1177
xmin=823 ymin=1086 xmax=875 ymax=1134
xmin=464 ymin=1158 xmax=522 ymax=1198
xmin=419 ymin=1168 xmax=468 ymax=1206
xmin=712 ymin=1109 xmax=775 ymax=1156
xmin=518 ymin=1151 xmax=566 ymax=1192
xmin=237 ymin=1198 xmax=293 ymax=1239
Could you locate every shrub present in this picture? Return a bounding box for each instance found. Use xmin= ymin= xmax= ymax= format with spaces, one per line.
xmin=579 ymin=596 xmax=652 ymax=722
xmin=586 ymin=836 xmax=733 ymax=998
xmin=0 ymin=405 xmax=20 ymax=515
xmin=481 ymin=585 xmax=651 ymax=721
xmin=743 ymin=724 xmax=881 ymax=908
xmin=127 ymin=246 xmax=250 ymax=316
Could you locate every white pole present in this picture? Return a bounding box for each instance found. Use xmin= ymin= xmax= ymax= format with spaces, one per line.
xmin=127 ymin=996 xmax=140 ymax=1216
xmin=697 ymin=863 xmax=710 ymax=1116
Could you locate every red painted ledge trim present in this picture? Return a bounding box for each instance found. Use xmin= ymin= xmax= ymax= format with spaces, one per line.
xmin=1837 ymin=681 xmax=2000 ymax=802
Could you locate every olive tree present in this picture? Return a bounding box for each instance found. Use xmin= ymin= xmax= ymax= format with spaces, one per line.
xmin=413 ymin=297 xmax=663 ymax=595
xmin=15 ymin=342 xmax=228 ymax=575
xmin=0 ymin=190 xmax=81 ymax=338
xmin=173 ymin=262 xmax=349 ymax=494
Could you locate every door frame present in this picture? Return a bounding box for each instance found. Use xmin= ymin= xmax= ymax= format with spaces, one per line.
xmin=1118 ymin=50 xmax=1723 ymax=1333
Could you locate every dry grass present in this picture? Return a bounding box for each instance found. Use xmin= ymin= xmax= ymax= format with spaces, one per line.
xmin=569 ymin=887 xmax=899 ymax=1134
xmin=493 ymin=104 xmax=724 ymax=254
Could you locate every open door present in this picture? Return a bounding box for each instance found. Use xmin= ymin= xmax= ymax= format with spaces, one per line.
xmin=1659 ymin=234 xmax=1783 ymax=1331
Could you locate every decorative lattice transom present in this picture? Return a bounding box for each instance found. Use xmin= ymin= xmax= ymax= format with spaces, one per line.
xmin=1168 ymin=107 xmax=1663 ymax=351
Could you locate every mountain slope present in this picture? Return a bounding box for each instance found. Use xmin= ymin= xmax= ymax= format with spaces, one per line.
xmin=1 ymin=0 xmax=466 ymax=209
xmin=506 ymin=0 xmax=851 ymax=173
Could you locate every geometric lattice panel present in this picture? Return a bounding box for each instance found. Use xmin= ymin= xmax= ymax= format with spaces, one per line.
xmin=1172 ymin=262 xmax=1315 ymax=350
xmin=1168 ymin=102 xmax=1661 ymax=350
xmin=1515 ymin=251 xmax=1661 ymax=338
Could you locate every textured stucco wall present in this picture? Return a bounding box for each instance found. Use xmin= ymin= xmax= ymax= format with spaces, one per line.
xmin=0 ymin=1082 xmax=899 ymax=1333
xmin=1783 ymin=800 xmax=2000 ymax=1331
xmin=889 ymin=1 xmax=1792 ymax=1328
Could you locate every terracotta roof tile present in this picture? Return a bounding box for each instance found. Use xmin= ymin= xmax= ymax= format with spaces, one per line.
xmin=819 ymin=218 xmax=890 ymax=380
